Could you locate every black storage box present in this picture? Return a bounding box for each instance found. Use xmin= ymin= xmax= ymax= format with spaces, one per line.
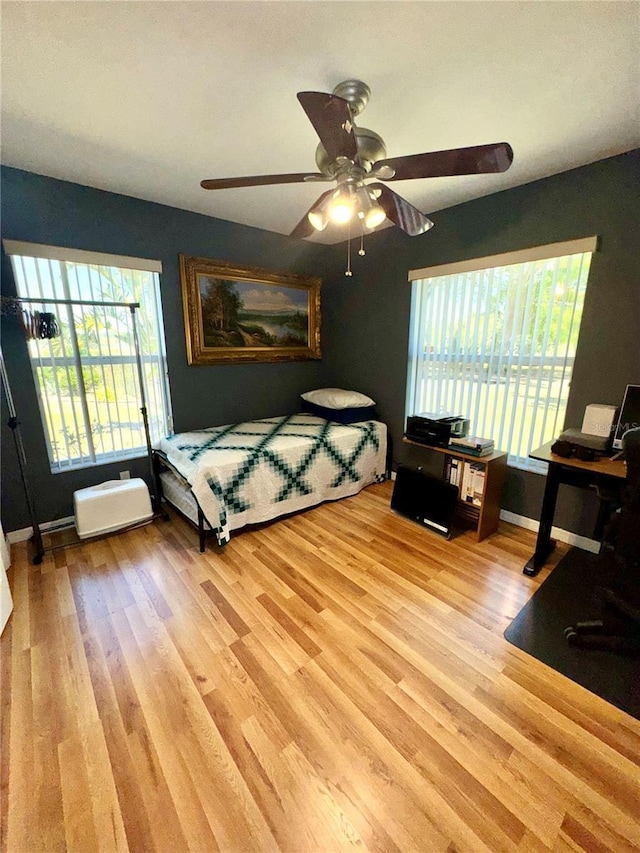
xmin=391 ymin=465 xmax=458 ymax=539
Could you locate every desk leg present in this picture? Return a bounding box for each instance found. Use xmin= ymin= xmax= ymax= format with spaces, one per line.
xmin=593 ymin=484 xmax=622 ymax=544
xmin=523 ymin=462 xmax=561 ymax=576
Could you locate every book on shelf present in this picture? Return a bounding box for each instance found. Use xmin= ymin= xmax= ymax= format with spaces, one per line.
xmin=451 ymin=445 xmax=494 ymax=458
xmin=447 ymin=457 xmax=461 ymax=487
xmin=461 ymin=462 xmax=473 ymax=502
xmin=471 ymin=464 xmax=486 ymax=506
xmin=457 ymin=461 xmax=486 ymax=505
xmin=448 ymin=459 xmax=487 ymax=498
xmin=449 ymin=435 xmax=494 ymax=456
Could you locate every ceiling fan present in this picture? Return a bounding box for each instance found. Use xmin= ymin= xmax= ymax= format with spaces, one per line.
xmin=201 ymin=80 xmax=514 ymax=240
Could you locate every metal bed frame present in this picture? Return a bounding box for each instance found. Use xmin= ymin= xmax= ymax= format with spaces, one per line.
xmin=153 ymin=450 xmax=212 ymax=552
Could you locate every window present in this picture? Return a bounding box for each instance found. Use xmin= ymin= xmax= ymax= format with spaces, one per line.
xmin=4 ymin=241 xmax=172 ymax=472
xmin=406 ymin=237 xmax=596 ymax=472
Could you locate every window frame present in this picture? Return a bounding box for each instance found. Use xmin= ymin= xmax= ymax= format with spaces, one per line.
xmin=4 ymin=240 xmax=173 ymax=473
xmin=406 ymin=237 xmax=598 ymax=472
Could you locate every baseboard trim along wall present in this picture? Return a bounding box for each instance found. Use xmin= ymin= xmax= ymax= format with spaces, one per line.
xmin=499 ymin=509 xmax=600 ymax=553
xmin=8 ymin=506 xmax=600 ymax=554
xmin=390 ymin=469 xmax=599 ymax=553
xmin=7 ymin=516 xmax=75 ymax=545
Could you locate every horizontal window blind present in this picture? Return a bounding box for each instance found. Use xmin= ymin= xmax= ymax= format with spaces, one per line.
xmin=7 ymin=248 xmax=172 ymax=472
xmin=406 ymin=244 xmax=594 ymax=471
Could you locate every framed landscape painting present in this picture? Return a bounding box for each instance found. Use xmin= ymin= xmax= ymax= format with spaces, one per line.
xmin=179 ymin=256 xmax=321 ymax=364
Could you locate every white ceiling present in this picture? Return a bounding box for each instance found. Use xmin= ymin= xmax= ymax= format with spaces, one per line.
xmin=2 ymin=1 xmax=639 ymax=244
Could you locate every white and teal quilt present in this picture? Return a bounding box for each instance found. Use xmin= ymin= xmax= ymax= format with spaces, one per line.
xmin=156 ymin=414 xmax=387 ymax=545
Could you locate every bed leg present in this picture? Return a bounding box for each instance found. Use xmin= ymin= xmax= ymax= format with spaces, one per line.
xmin=197 ymin=508 xmax=206 ymax=553
xmin=152 ymin=453 xmax=170 ymax=520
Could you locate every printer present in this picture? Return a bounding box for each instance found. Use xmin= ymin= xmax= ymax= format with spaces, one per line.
xmin=405 ymin=413 xmax=470 ymax=448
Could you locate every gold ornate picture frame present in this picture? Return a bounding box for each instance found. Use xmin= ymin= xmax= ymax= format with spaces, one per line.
xmin=179 ymin=255 xmax=321 ymax=364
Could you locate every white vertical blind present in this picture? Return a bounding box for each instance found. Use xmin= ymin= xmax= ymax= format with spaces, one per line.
xmin=7 ymin=250 xmax=172 ymax=472
xmin=406 ymin=247 xmax=593 ymax=471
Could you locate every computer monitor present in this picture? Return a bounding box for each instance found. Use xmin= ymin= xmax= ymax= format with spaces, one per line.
xmin=391 ymin=465 xmax=458 ymax=538
xmin=613 ymin=385 xmax=640 ymax=450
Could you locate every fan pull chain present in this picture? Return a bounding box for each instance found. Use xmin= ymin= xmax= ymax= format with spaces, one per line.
xmin=345 ymin=221 xmax=353 ymax=276
xmin=359 ymin=230 xmax=366 ymax=256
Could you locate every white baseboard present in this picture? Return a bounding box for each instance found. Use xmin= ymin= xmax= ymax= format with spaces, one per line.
xmin=499 ymin=509 xmax=600 ymax=553
xmin=7 ymin=516 xmax=75 ymax=544
xmin=389 ymin=471 xmax=599 ymax=553
xmin=8 ymin=503 xmax=598 ymax=555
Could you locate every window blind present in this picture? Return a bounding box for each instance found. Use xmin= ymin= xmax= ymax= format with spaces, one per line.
xmin=6 ymin=246 xmax=172 ymax=472
xmin=406 ymin=242 xmax=594 ymax=472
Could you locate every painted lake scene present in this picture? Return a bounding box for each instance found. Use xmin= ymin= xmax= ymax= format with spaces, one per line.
xmin=198 ymin=276 xmax=309 ymax=348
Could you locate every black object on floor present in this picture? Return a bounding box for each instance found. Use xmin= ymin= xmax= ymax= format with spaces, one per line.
xmin=391 ymin=465 xmax=458 ymax=539
xmin=504 ymin=548 xmax=640 ymax=721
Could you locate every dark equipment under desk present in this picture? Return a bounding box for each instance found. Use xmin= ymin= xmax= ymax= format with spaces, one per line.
xmin=524 ymin=442 xmax=627 ymax=577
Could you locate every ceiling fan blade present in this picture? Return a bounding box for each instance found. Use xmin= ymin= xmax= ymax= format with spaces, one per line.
xmin=297 ymin=91 xmax=358 ymax=163
xmin=201 ymin=172 xmax=325 ymax=190
xmin=373 ymin=142 xmax=514 ymax=181
xmin=369 ymin=184 xmax=434 ymax=237
xmin=289 ymin=190 xmax=333 ymax=239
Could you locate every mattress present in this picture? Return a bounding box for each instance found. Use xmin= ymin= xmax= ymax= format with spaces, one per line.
xmin=155 ymin=413 xmax=387 ymax=546
xmin=159 ymin=467 xmax=212 ymax=530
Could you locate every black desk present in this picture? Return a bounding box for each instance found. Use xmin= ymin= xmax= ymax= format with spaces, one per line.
xmin=524 ymin=442 xmax=626 ymax=577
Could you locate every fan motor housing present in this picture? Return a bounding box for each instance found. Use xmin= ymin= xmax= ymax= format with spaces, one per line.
xmin=315 ymin=127 xmax=387 ymax=176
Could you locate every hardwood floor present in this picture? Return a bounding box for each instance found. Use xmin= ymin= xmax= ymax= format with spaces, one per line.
xmin=2 ymin=481 xmax=639 ymax=852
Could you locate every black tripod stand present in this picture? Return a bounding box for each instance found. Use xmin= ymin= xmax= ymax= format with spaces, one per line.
xmin=0 ymin=346 xmax=44 ymax=563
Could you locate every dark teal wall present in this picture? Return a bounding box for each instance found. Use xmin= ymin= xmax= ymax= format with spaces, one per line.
xmin=3 ymin=153 xmax=639 ymax=537
xmin=321 ymin=151 xmax=640 ymax=536
xmin=1 ymin=167 xmax=343 ymax=530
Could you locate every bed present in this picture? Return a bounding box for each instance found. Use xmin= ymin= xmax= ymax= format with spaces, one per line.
xmin=153 ymin=412 xmax=387 ymax=549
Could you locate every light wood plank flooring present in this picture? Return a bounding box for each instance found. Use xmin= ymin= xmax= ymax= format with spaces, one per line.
xmin=2 ymin=481 xmax=639 ymax=852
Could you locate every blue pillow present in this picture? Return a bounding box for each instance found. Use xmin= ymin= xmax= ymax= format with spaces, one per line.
xmin=302 ymin=399 xmax=377 ymax=424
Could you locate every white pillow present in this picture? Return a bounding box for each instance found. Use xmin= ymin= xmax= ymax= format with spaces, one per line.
xmin=301 ymin=388 xmax=375 ymax=410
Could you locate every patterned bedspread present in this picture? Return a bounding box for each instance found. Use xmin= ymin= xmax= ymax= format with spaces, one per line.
xmin=156 ymin=414 xmax=387 ymax=545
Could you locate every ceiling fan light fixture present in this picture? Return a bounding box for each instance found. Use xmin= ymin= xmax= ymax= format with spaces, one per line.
xmin=330 ymin=203 xmax=353 ymax=224
xmin=356 ymin=187 xmax=386 ymax=230
xmin=201 ymin=82 xmax=513 ymax=246
xmin=330 ymin=201 xmax=353 ymax=225
xmin=363 ymin=202 xmax=386 ymax=230
xmin=328 ymin=185 xmax=356 ymax=224
xmin=307 ymin=203 xmax=329 ymax=231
